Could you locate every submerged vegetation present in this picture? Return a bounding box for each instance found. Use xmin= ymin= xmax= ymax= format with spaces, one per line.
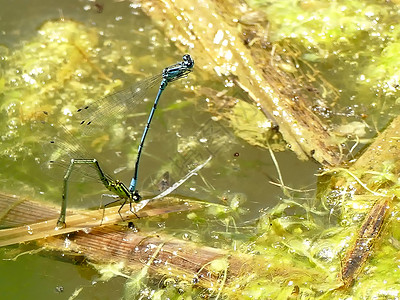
xmin=2 ymin=0 xmax=400 ymax=299
xmin=249 ymin=0 xmax=400 ymax=128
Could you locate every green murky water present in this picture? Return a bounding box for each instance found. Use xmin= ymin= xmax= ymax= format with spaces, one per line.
xmin=0 ymin=1 xmax=318 ymax=298
xmin=4 ymin=0 xmax=400 ymax=298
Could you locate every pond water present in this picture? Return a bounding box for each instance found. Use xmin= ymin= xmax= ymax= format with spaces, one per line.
xmin=0 ymin=0 xmax=327 ymax=299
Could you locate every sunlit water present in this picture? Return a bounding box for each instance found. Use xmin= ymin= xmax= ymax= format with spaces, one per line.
xmin=0 ymin=0 xmax=319 ymax=298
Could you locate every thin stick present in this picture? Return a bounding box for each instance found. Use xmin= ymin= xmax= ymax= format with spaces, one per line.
xmin=150 ymin=155 xmax=212 ymax=200
xmin=267 ymin=142 xmax=290 ymax=197
xmin=319 ymin=168 xmax=387 ymax=197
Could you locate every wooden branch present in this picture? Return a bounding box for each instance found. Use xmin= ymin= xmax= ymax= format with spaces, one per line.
xmin=0 ymin=192 xmax=321 ymax=291
xmin=0 ymin=193 xmax=234 ymax=288
xmin=0 ymin=194 xmax=203 ymax=247
xmin=141 ymin=0 xmax=341 ymax=166
xmin=42 ymin=225 xmax=242 ymax=289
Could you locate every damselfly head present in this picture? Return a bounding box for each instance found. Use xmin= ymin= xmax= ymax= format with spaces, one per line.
xmin=183 ymin=54 xmax=194 ymax=69
xmin=163 ymin=55 xmax=194 ymax=82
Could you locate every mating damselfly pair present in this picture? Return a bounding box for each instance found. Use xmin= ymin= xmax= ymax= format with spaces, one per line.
xmin=37 ymin=54 xmax=194 ymax=228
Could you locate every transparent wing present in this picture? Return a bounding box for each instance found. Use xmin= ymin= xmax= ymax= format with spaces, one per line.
xmin=31 ymin=111 xmax=115 ymax=184
xmin=75 ymin=74 xmax=162 ymax=136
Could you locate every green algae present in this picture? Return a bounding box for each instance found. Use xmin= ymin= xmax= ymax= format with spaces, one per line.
xmin=2 ymin=2 xmax=400 ymax=299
